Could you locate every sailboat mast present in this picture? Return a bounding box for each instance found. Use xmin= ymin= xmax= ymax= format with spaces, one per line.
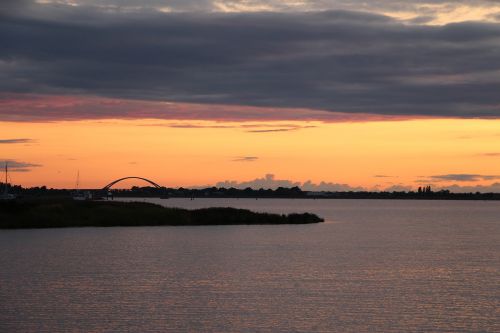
xmin=4 ymin=161 xmax=7 ymax=195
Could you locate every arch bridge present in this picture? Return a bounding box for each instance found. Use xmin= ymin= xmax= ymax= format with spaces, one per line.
xmin=102 ymin=177 xmax=163 ymax=191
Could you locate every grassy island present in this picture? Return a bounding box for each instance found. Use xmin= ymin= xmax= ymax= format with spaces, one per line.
xmin=0 ymin=199 xmax=324 ymax=229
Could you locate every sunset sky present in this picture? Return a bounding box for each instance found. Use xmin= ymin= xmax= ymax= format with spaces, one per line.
xmin=1 ymin=0 xmax=499 ymax=191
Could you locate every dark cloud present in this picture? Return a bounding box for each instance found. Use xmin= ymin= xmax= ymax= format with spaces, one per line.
xmin=0 ymin=138 xmax=32 ymax=144
xmin=406 ymin=15 xmax=437 ymax=24
xmin=429 ymin=174 xmax=500 ymax=182
xmin=1 ymin=159 xmax=42 ymax=172
xmin=232 ymin=156 xmax=258 ymax=162
xmin=1 ymin=3 xmax=500 ymax=119
xmin=0 ymin=0 xmax=31 ymax=14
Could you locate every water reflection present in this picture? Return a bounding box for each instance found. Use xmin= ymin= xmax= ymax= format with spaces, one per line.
xmin=0 ymin=199 xmax=499 ymax=332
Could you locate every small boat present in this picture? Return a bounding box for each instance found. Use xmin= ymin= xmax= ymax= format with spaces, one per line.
xmin=72 ymin=171 xmax=93 ymax=201
xmin=72 ymin=190 xmax=93 ymax=201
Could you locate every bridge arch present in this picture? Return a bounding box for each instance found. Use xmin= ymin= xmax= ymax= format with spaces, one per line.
xmin=103 ymin=177 xmax=163 ymax=191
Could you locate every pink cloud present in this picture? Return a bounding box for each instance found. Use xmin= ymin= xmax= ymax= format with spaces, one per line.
xmin=0 ymin=93 xmax=427 ymax=123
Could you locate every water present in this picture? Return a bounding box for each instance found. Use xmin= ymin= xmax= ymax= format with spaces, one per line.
xmin=0 ymin=199 xmax=499 ymax=332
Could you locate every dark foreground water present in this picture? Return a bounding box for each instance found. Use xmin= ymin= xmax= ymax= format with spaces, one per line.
xmin=1 ymin=199 xmax=499 ymax=332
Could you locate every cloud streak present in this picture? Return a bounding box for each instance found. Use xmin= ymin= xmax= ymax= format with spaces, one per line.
xmin=1 ymin=159 xmax=42 ymax=172
xmin=0 ymin=138 xmax=32 ymax=144
xmin=478 ymin=152 xmax=500 ymax=157
xmin=428 ymin=174 xmax=500 ymax=182
xmin=232 ymin=156 xmax=259 ymax=162
xmin=246 ymin=125 xmax=316 ymax=133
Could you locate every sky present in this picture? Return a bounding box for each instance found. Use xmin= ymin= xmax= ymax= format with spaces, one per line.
xmin=1 ymin=0 xmax=499 ymax=191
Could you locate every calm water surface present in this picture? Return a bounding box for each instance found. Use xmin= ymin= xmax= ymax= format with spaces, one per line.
xmin=1 ymin=199 xmax=499 ymax=332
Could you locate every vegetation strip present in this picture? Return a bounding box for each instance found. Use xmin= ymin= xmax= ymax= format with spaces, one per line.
xmin=0 ymin=199 xmax=323 ymax=229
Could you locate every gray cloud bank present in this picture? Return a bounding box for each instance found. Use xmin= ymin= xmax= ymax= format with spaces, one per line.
xmin=444 ymin=183 xmax=500 ymax=193
xmin=216 ymin=173 xmax=365 ymax=191
xmin=215 ymin=173 xmax=500 ymax=192
xmin=1 ymin=3 xmax=500 ymax=119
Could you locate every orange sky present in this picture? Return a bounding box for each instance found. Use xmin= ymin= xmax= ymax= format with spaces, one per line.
xmin=1 ymin=118 xmax=499 ymax=190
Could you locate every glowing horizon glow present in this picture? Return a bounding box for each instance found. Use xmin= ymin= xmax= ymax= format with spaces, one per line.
xmin=1 ymin=117 xmax=499 ymax=191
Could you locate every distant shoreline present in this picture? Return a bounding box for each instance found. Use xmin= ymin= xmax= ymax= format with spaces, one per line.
xmin=4 ymin=184 xmax=499 ymax=201
xmin=119 ymin=195 xmax=500 ymax=201
xmin=116 ymin=196 xmax=500 ymax=201
xmin=0 ymin=199 xmax=324 ymax=229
